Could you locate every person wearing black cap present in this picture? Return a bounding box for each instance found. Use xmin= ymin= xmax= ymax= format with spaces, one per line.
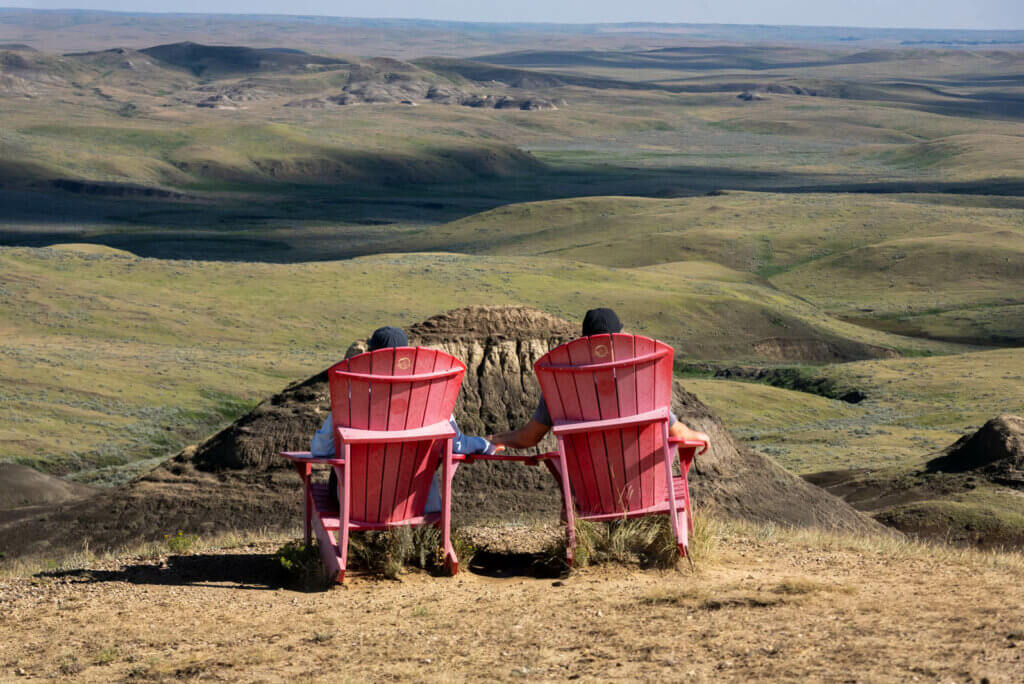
xmin=489 ymin=308 xmax=710 ymax=450
xmin=311 ymin=325 xmax=498 ymax=511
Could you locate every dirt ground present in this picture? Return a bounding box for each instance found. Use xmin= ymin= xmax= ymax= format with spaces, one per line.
xmin=2 ymin=524 xmax=1023 ymax=682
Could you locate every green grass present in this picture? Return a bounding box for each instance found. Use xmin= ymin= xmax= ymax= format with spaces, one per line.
xmin=418 ymin=192 xmax=1023 ymax=345
xmin=685 ymin=347 xmax=1024 ymax=474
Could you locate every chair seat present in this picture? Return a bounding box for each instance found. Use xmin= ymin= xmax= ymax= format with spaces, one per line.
xmin=569 ymin=476 xmax=690 ymax=521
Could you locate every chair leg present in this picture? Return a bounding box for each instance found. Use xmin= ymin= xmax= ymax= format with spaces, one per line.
xmin=662 ymin=423 xmax=688 ymax=565
xmin=294 ymin=462 xmax=313 ymax=547
xmin=678 ymin=465 xmax=695 ymax=536
xmin=337 ymin=519 xmax=349 ymax=584
xmin=556 ymin=441 xmax=576 ymax=566
xmin=676 ymin=509 xmax=689 ymax=556
xmin=304 ymin=495 xmax=312 ymax=548
xmin=335 ymin=461 xmax=350 ymax=584
xmin=313 ymin=519 xmax=344 ymax=584
xmin=442 ymin=441 xmax=458 ymax=575
xmin=564 ymin=506 xmax=577 ymax=567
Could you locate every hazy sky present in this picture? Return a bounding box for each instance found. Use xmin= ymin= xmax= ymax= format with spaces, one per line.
xmin=11 ymin=1 xmax=1024 ymax=31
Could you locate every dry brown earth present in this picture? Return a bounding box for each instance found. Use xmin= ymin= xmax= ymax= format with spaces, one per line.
xmin=2 ymin=524 xmax=1022 ymax=682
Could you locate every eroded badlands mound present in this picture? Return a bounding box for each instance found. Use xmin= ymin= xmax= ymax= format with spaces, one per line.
xmin=927 ymin=414 xmax=1024 ymax=485
xmin=0 ymin=306 xmax=881 ymax=562
xmin=806 ymin=415 xmax=1024 ymax=548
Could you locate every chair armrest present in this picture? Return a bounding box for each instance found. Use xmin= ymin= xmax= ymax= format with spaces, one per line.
xmin=279 ymin=451 xmax=345 ymax=465
xmin=336 ymin=419 xmax=456 ymax=445
xmin=552 ymin=407 xmax=671 ymax=437
xmin=669 ymin=437 xmax=709 ymax=455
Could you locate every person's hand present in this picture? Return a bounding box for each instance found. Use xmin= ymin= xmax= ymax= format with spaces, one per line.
xmin=692 ymin=431 xmax=711 ymax=454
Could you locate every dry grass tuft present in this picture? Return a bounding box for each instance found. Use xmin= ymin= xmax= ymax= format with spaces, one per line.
xmin=565 ymin=516 xmax=680 ymax=569
xmin=718 ymin=517 xmax=1024 ymax=572
xmin=348 ymin=526 xmax=475 ymax=579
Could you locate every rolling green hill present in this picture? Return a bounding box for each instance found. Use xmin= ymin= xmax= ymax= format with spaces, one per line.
xmin=686 ymin=347 xmax=1024 ymax=474
xmin=414 ymin=192 xmax=1024 ymax=345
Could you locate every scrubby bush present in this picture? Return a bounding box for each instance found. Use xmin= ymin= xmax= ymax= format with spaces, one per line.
xmin=274 ymin=527 xmax=473 ymax=585
xmin=273 ymin=540 xmax=326 ymax=590
xmin=164 ymin=530 xmax=198 ymax=554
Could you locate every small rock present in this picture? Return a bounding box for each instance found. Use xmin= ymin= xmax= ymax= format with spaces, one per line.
xmin=421 ymin=658 xmax=432 ymax=664
xmin=552 ymin=580 xmax=564 ymax=587
xmin=16 ymin=669 xmax=27 ymax=677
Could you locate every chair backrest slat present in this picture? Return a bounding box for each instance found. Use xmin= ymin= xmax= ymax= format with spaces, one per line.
xmin=378 ymin=348 xmax=416 ymax=522
xmin=328 ymin=347 xmax=466 ymax=524
xmin=611 ymin=335 xmax=641 ymax=510
xmin=535 ymin=333 xmax=674 ymax=516
xmin=633 ymin=335 xmax=660 ymax=508
xmin=402 ymin=349 xmax=442 ymax=519
xmin=364 ymin=350 xmax=395 ymax=521
xmin=541 ymin=343 xmax=597 ymax=512
xmin=336 ymin=352 xmax=372 ymax=521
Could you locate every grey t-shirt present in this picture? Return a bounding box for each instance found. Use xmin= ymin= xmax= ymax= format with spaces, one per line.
xmin=532 ymin=397 xmax=677 ymax=426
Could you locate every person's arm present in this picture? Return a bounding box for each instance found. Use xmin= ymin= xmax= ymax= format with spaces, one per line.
xmin=669 ymin=421 xmax=710 ymax=453
xmin=490 ymin=419 xmax=551 ymax=449
xmin=449 ymin=415 xmax=500 ymax=455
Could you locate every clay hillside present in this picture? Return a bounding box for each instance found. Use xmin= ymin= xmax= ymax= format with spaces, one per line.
xmin=0 ymin=306 xmax=883 ymax=561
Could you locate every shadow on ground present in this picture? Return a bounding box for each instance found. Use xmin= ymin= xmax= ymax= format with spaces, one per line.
xmin=33 ymin=548 xmax=567 ymax=592
xmin=37 ymin=553 xmax=284 ymax=591
xmin=467 ymin=549 xmax=566 ymax=580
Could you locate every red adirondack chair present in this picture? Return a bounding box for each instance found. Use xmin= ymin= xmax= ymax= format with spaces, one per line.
xmin=280 ymin=347 xmax=466 ymax=583
xmin=533 ymin=334 xmax=707 ymax=565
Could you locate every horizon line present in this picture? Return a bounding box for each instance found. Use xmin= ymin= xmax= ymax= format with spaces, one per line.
xmin=2 ymin=6 xmax=1024 ymax=34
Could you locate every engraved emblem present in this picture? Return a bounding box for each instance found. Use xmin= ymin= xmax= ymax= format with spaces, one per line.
xmin=396 ymin=356 xmax=412 ymax=370
xmin=593 ymin=344 xmax=609 ymax=359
